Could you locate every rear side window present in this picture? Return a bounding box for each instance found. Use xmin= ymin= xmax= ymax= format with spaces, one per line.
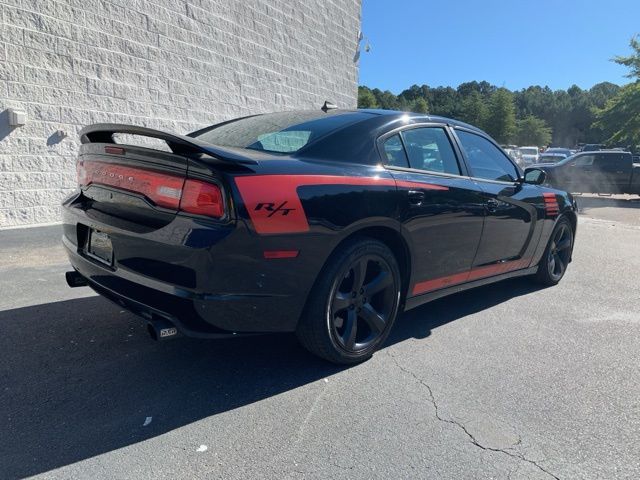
xmin=401 ymin=127 xmax=461 ymax=175
xmin=382 ymin=134 xmax=409 ymax=167
xmin=456 ymin=130 xmax=518 ymax=182
xmin=595 ymin=153 xmax=627 ymax=171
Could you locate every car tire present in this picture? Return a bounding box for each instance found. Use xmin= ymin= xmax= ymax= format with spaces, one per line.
xmin=296 ymin=237 xmax=402 ymax=364
xmin=534 ymin=217 xmax=574 ymax=286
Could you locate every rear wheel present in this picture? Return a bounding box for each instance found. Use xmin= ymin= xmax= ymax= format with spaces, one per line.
xmin=296 ymin=238 xmax=401 ymax=364
xmin=534 ymin=218 xmax=573 ymax=286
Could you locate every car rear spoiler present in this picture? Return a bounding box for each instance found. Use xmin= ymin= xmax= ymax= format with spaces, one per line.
xmin=79 ymin=123 xmax=258 ymax=165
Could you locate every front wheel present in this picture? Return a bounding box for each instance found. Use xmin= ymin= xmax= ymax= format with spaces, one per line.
xmin=534 ymin=218 xmax=574 ymax=286
xmin=296 ymin=238 xmax=402 ymax=364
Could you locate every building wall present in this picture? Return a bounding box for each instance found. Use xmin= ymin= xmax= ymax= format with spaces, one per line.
xmin=0 ymin=0 xmax=361 ymax=228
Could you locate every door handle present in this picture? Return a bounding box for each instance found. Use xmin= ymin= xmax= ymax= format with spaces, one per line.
xmin=486 ymin=199 xmax=499 ymax=212
xmin=407 ymin=190 xmax=425 ymax=205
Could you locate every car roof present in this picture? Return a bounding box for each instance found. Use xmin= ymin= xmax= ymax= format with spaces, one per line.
xmin=354 ymin=108 xmax=485 ymax=133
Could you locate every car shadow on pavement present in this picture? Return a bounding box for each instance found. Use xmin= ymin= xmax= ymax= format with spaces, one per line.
xmin=0 ymin=277 xmax=542 ymax=479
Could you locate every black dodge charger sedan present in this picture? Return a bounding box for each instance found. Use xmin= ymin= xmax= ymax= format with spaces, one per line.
xmin=62 ymin=108 xmax=577 ymax=364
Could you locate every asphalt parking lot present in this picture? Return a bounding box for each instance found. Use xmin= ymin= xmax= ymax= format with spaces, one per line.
xmin=1 ymin=195 xmax=639 ymax=480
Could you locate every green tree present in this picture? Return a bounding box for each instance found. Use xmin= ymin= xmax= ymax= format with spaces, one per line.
xmin=485 ymin=88 xmax=516 ymax=144
xmin=357 ymin=86 xmax=378 ymax=108
xmin=459 ymin=90 xmax=488 ymax=129
xmin=515 ymin=116 xmax=552 ymax=146
xmin=595 ymin=37 xmax=640 ymax=149
xmin=613 ymin=35 xmax=640 ymax=79
xmin=428 ymin=86 xmax=460 ymax=118
xmin=595 ymin=82 xmax=640 ymax=148
xmin=411 ymin=97 xmax=429 ymax=113
xmin=371 ymin=89 xmax=400 ymax=110
xmin=357 ymin=78 xmax=622 ymax=147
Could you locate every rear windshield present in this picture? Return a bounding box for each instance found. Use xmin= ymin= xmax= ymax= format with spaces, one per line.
xmin=519 ymin=148 xmax=538 ymax=155
xmin=191 ymin=111 xmax=373 ymax=154
xmin=539 ymin=154 xmax=562 ymax=162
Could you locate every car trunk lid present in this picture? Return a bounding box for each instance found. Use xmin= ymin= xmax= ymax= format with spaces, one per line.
xmin=76 ymin=124 xmax=256 ymax=227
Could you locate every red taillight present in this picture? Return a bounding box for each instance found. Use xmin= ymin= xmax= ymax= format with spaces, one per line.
xmin=77 ymin=160 xmax=224 ymax=218
xmin=180 ymin=179 xmax=224 ymax=218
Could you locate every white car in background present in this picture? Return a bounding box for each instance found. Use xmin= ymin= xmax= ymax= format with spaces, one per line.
xmin=518 ymin=146 xmax=540 ymax=166
xmin=503 ymin=148 xmax=522 ymax=165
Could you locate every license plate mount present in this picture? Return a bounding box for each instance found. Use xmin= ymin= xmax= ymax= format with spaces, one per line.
xmin=86 ymin=229 xmax=113 ymax=266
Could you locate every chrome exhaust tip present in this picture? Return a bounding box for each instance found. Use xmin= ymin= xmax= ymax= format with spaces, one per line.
xmin=147 ymin=318 xmax=179 ymax=341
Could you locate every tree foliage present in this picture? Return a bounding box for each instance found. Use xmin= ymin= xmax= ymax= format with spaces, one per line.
xmin=485 ymin=88 xmax=516 ymax=144
xmin=613 ymin=35 xmax=640 ymax=79
xmin=515 ymin=116 xmax=552 ymax=146
xmin=357 ymin=86 xmax=378 ymax=108
xmin=459 ymin=90 xmax=488 ymax=128
xmin=411 ymin=97 xmax=429 ymax=113
xmin=358 ymin=80 xmax=623 ymax=147
xmin=595 ymin=37 xmax=640 ymax=149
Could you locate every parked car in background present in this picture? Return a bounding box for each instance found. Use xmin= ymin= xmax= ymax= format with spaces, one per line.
xmin=581 ymin=144 xmax=604 ymax=152
xmin=518 ymin=146 xmax=539 ymax=166
xmin=504 ymin=147 xmax=522 ymax=164
xmin=544 ymin=147 xmax=572 ymax=159
xmin=534 ymin=150 xmax=640 ymax=194
xmin=62 ymin=108 xmax=577 ymax=364
xmin=537 ymin=153 xmax=567 ymax=164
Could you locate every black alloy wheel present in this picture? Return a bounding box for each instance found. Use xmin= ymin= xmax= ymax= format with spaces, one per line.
xmin=547 ymin=222 xmax=572 ymax=282
xmin=296 ymin=238 xmax=401 ymax=364
xmin=534 ymin=218 xmax=573 ymax=286
xmin=329 ymin=254 xmax=396 ymax=352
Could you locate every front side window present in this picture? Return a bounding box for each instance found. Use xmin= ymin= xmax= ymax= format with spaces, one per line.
xmin=401 ymin=127 xmax=461 ymax=175
xmin=573 ymin=155 xmax=594 ymax=167
xmin=382 ymin=134 xmax=409 ymax=167
xmin=456 ymin=130 xmax=518 ymax=182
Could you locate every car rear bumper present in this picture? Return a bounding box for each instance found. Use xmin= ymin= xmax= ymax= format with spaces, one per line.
xmin=65 ymin=239 xmax=296 ymax=337
xmin=62 ymin=195 xmax=313 ymax=336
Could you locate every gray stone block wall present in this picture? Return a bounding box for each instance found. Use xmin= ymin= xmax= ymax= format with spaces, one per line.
xmin=0 ymin=0 xmax=361 ymax=228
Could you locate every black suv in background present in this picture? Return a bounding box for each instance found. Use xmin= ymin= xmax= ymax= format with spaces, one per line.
xmin=535 ymin=151 xmax=640 ymax=194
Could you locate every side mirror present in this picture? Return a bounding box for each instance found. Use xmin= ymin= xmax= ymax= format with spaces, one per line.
xmin=523 ymin=168 xmax=547 ymax=185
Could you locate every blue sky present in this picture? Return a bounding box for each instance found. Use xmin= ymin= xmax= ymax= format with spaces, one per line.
xmin=358 ymin=0 xmax=640 ymax=93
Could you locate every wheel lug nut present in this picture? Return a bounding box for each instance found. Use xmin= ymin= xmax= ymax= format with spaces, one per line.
xmin=359 ymin=288 xmax=364 ymax=294
xmin=351 ymin=292 xmax=357 ymax=298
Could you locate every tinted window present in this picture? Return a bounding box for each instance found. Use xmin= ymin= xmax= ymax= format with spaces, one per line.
xmin=382 ymin=134 xmax=409 ymax=167
xmin=191 ymin=111 xmax=373 ymax=154
xmin=457 ymin=130 xmax=518 ymax=182
xmin=595 ymin=153 xmax=627 ymax=171
xmin=573 ymin=155 xmax=594 ymax=166
xmin=401 ymin=127 xmax=460 ymax=175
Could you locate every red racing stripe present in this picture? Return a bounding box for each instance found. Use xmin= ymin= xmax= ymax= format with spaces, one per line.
xmin=234 ymin=175 xmax=448 ymax=234
xmin=412 ymin=258 xmax=532 ymax=295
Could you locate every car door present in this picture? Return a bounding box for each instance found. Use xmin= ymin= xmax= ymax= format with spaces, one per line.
xmin=565 ymin=154 xmax=596 ymax=192
xmin=379 ymin=125 xmax=485 ymax=295
xmin=594 ymin=153 xmax=629 ymax=193
xmin=452 ymin=128 xmax=538 ymax=271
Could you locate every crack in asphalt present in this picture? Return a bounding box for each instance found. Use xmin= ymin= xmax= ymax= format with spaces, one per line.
xmin=386 ymin=350 xmax=560 ymax=480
